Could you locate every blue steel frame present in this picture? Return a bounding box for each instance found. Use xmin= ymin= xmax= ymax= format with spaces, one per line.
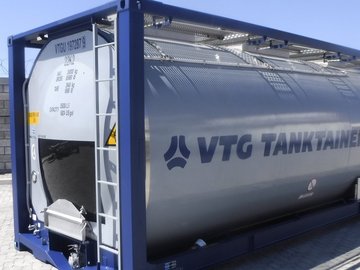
xmin=8 ymin=1 xmax=360 ymax=269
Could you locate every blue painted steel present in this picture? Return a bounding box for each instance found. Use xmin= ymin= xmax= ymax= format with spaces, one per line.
xmin=8 ymin=36 xmax=27 ymax=250
xmin=98 ymin=249 xmax=117 ymax=270
xmin=118 ymin=1 xmax=147 ymax=269
xmin=153 ymin=203 xmax=360 ymax=269
xmin=12 ymin=1 xmax=117 ymax=47
xmin=18 ymin=234 xmax=72 ymax=269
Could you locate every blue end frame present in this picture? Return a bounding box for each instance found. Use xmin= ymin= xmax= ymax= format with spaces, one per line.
xmin=117 ymin=1 xmax=147 ymax=269
xmin=8 ymin=35 xmax=27 ymax=250
xmin=8 ymin=1 xmax=360 ymax=269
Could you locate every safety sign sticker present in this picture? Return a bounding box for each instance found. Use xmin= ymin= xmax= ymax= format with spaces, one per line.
xmin=106 ymin=124 xmax=116 ymax=146
xmin=28 ymin=112 xmax=40 ymax=125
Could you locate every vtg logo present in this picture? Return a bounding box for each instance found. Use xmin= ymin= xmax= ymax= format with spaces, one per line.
xmin=164 ymin=135 xmax=191 ymax=170
xmin=164 ymin=134 xmax=253 ymax=170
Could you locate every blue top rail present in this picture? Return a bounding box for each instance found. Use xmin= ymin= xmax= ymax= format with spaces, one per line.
xmin=9 ymin=0 xmax=360 ymax=60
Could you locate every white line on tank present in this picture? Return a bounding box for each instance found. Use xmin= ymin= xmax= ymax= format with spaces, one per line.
xmin=31 ymin=144 xmax=36 ymax=160
xmin=307 ymin=178 xmax=317 ymax=192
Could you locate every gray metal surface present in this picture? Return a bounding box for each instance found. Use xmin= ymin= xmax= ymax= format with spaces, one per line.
xmin=26 ymin=28 xmax=360 ymax=258
xmin=144 ymin=57 xmax=360 ymax=253
xmin=26 ymin=30 xmax=118 ymax=250
xmin=44 ymin=199 xmax=87 ymax=241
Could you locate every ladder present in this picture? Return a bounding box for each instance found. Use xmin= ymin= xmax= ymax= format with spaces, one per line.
xmin=92 ymin=18 xmax=121 ymax=270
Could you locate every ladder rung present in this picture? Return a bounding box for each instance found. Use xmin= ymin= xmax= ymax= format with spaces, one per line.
xmin=95 ymin=113 xmax=117 ymax=117
xmin=97 ymin=180 xmax=118 ymax=187
xmin=98 ymin=213 xmax=117 ymax=220
xmin=95 ymin=78 xmax=116 ymax=83
xmin=96 ymin=147 xmax=117 ymax=151
xmin=95 ymin=42 xmax=115 ymax=49
xmin=99 ymin=244 xmax=119 ymax=254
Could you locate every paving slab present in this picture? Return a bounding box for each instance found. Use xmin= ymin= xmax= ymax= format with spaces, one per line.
xmin=0 ymin=181 xmax=56 ymax=270
xmin=0 ymin=173 xmax=11 ymax=185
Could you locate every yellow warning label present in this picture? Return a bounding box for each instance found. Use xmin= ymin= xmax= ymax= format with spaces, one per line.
xmin=28 ymin=112 xmax=40 ymax=125
xmin=106 ymin=124 xmax=116 ymax=146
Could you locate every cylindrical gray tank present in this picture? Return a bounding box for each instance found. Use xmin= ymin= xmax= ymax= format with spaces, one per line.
xmin=27 ymin=30 xmax=360 ymax=257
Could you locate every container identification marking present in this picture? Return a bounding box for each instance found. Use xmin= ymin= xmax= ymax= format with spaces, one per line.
xmin=28 ymin=112 xmax=40 ymax=125
xmin=54 ymin=36 xmax=86 ymax=54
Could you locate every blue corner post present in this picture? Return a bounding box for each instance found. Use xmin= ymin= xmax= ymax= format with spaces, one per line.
xmin=118 ymin=0 xmax=148 ymax=269
xmin=8 ymin=36 xmax=28 ymax=251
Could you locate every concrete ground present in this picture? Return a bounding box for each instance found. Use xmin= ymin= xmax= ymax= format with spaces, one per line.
xmin=0 ymin=174 xmax=56 ymax=270
xmin=2 ymin=173 xmax=360 ymax=270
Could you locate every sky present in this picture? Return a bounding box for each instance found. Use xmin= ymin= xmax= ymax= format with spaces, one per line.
xmin=1 ymin=0 xmax=359 ymax=77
